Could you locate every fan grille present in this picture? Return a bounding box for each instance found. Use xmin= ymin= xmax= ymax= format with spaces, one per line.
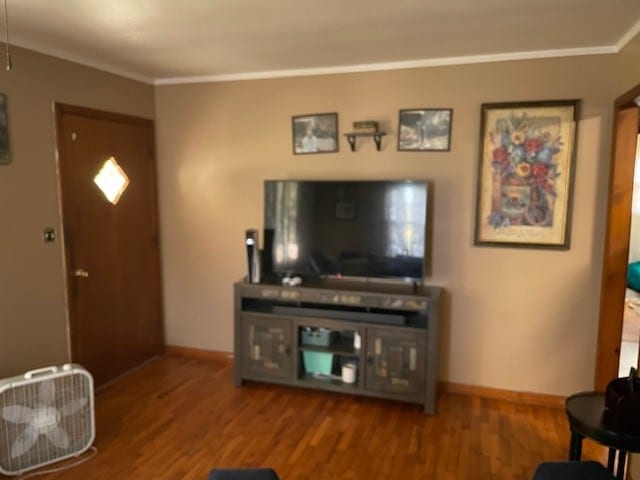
xmin=0 ymin=370 xmax=94 ymax=475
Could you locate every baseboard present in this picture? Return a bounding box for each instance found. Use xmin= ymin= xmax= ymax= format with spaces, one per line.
xmin=165 ymin=345 xmax=234 ymax=364
xmin=164 ymin=348 xmax=565 ymax=408
xmin=440 ymin=381 xmax=566 ymax=408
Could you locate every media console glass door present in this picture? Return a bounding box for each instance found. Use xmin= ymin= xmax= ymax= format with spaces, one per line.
xmin=241 ymin=314 xmax=293 ymax=380
xmin=365 ymin=328 xmax=426 ymax=401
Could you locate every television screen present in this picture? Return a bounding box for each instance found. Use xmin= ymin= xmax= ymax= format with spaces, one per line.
xmin=264 ymin=180 xmax=428 ymax=280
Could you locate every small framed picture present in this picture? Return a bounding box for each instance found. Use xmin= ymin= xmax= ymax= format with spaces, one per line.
xmin=335 ymin=202 xmax=356 ymax=221
xmin=292 ymin=113 xmax=338 ymax=155
xmin=398 ymin=108 xmax=452 ymax=152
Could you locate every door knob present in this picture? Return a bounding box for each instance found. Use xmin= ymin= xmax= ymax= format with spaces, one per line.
xmin=73 ymin=268 xmax=89 ymax=278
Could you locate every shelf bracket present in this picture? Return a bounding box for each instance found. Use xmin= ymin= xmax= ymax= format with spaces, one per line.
xmin=343 ymin=132 xmax=386 ymax=152
xmin=346 ymin=134 xmax=357 ymax=152
xmin=373 ymin=133 xmax=383 ymax=151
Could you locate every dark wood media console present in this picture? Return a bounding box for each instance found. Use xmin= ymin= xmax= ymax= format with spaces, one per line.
xmin=234 ymin=279 xmax=441 ymax=414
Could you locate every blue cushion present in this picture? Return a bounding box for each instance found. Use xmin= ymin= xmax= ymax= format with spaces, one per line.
xmin=532 ymin=461 xmax=614 ymax=480
xmin=208 ymin=468 xmax=280 ymax=480
xmin=628 ymin=261 xmax=640 ymax=291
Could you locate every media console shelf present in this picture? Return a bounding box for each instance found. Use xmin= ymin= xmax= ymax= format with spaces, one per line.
xmin=234 ymin=279 xmax=441 ymax=414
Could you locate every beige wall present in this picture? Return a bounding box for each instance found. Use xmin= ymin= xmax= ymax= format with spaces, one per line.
xmin=0 ymin=46 xmax=154 ymax=379
xmin=155 ymin=54 xmax=619 ymax=396
xmin=0 ymin=35 xmax=635 ymax=397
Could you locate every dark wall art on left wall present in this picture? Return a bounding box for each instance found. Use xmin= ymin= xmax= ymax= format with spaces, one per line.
xmin=0 ymin=93 xmax=10 ymax=165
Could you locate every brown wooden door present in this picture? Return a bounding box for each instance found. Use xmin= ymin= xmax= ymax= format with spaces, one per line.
xmin=56 ymin=104 xmax=164 ymax=386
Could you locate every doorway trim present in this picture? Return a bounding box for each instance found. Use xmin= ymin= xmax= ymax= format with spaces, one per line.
xmin=595 ymin=85 xmax=640 ymax=390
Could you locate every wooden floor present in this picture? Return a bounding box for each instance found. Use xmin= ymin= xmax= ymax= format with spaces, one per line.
xmin=33 ymin=354 xmax=605 ymax=480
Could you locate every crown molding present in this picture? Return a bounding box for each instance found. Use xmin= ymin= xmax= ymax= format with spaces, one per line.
xmin=7 ymin=20 xmax=639 ymax=87
xmin=616 ymin=17 xmax=640 ymax=51
xmin=154 ymin=46 xmax=616 ymax=85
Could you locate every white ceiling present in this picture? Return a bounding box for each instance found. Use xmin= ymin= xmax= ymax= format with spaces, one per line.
xmin=6 ymin=0 xmax=640 ymax=84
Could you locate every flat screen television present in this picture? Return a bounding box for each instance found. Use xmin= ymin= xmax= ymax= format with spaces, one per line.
xmin=264 ymin=180 xmax=428 ymax=281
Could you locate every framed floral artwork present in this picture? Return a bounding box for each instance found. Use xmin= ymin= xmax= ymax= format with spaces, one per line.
xmin=474 ymin=100 xmax=579 ymax=249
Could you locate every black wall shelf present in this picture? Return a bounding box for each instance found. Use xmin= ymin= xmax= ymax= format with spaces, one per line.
xmin=344 ymin=132 xmax=387 ymax=151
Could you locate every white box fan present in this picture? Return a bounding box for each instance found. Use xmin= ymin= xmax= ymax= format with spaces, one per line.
xmin=0 ymin=364 xmax=95 ymax=476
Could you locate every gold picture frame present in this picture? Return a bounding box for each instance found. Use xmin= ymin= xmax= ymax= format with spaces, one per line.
xmin=474 ymin=100 xmax=579 ymax=249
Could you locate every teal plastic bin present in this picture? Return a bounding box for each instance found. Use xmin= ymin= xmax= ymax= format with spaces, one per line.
xmin=302 ymin=351 xmax=333 ymax=375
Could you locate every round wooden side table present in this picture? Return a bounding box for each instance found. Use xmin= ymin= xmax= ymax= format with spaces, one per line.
xmin=566 ymin=391 xmax=640 ymax=479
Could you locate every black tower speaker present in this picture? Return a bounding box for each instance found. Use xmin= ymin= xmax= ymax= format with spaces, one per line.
xmin=245 ymin=229 xmax=261 ymax=283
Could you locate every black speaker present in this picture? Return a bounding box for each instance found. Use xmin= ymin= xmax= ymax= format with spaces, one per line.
xmin=245 ymin=229 xmax=261 ymax=283
xmin=262 ymin=228 xmax=274 ymax=278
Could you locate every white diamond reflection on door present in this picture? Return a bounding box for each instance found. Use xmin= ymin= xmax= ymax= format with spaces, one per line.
xmin=93 ymin=157 xmax=129 ymax=205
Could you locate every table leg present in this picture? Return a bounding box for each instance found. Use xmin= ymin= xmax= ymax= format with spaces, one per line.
xmin=616 ymin=450 xmax=627 ymax=480
xmin=568 ymin=432 xmax=583 ymax=461
xmin=607 ymin=448 xmax=616 ymax=471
